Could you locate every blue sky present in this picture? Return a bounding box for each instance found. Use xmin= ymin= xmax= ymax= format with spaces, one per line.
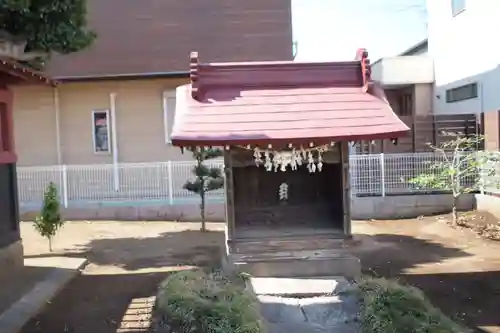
xmin=292 ymin=0 xmax=427 ymax=61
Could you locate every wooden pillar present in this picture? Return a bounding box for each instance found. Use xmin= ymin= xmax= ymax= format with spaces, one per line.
xmin=223 ymin=151 xmax=236 ymax=244
xmin=431 ymin=115 xmax=438 ymax=147
xmin=0 ymin=88 xmax=20 ymax=249
xmin=411 ymin=122 xmax=417 ymax=153
xmin=340 ymin=141 xmax=351 ymax=237
xmin=411 ymin=85 xmax=417 ymax=152
xmin=478 ymin=113 xmax=485 ymax=150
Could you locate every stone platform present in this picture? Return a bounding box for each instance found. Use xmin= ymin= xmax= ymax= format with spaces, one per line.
xmin=223 ymin=235 xmax=362 ymax=279
xmin=231 ymin=252 xmax=361 ymax=278
xmin=249 ymin=277 xmax=359 ymax=333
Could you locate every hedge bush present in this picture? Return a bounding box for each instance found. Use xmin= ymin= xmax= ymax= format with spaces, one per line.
xmin=354 ymin=277 xmax=469 ymax=333
xmin=154 ymin=270 xmax=264 ymax=333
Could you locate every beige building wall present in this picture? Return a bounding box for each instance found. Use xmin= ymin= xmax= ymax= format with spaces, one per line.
xmin=484 ymin=111 xmax=500 ymax=151
xmin=12 ymin=77 xmax=192 ymax=166
xmin=12 ymin=85 xmax=58 ymax=166
xmin=413 ymin=83 xmax=433 ymax=116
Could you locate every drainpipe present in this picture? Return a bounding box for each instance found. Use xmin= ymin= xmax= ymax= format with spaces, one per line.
xmin=110 ymin=93 xmax=119 ymax=191
xmin=53 ymin=87 xmax=68 ymax=207
xmin=53 ymin=87 xmax=62 ymax=165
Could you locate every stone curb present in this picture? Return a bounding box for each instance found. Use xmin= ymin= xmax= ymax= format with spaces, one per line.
xmin=0 ymin=257 xmax=88 ymax=333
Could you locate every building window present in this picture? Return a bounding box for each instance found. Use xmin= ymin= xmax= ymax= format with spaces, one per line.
xmin=446 ymin=83 xmax=478 ymax=103
xmin=451 ymin=0 xmax=465 ymax=16
xmin=163 ymin=91 xmax=176 ymax=144
xmin=92 ymin=109 xmax=111 ymax=153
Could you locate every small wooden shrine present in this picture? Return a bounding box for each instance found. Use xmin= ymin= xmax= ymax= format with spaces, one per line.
xmin=171 ymin=50 xmax=409 ymax=258
xmin=0 ymin=31 xmax=55 ymax=273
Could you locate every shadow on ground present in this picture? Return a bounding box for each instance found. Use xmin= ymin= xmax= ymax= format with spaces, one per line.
xmin=20 ymin=271 xmax=172 ymax=333
xmin=354 ymin=233 xmax=471 ymax=276
xmin=25 ymin=230 xmax=225 ymax=271
xmin=0 ymin=266 xmax=53 ymax=315
xmin=403 ymin=271 xmax=500 ymax=333
xmin=353 ymin=233 xmax=500 ymax=333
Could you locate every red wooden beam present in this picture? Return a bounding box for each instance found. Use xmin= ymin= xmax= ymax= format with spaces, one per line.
xmin=0 ymin=58 xmax=56 ymax=86
xmin=0 ymin=88 xmax=16 ymax=164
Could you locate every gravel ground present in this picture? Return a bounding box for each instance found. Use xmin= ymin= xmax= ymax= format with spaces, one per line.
xmin=13 ymin=214 xmax=500 ymax=333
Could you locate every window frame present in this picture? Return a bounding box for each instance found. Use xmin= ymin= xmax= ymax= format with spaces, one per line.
xmin=91 ymin=109 xmax=112 ymax=154
xmin=451 ymin=0 xmax=466 ymax=17
xmin=445 ymin=83 xmax=478 ymax=103
xmin=163 ymin=90 xmax=176 ymax=144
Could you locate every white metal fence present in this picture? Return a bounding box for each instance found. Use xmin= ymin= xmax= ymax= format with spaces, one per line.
xmin=17 ymin=160 xmax=225 ymax=208
xmin=479 ymin=154 xmax=500 ymax=195
xmin=350 ymin=152 xmax=475 ymax=196
xmin=17 ymin=152 xmax=481 ymax=208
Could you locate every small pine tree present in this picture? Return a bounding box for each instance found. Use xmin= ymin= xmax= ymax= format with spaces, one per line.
xmin=34 ymin=182 xmax=64 ymax=252
xmin=184 ymin=147 xmax=224 ymax=232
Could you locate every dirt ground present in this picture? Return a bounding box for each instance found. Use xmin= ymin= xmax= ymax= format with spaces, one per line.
xmin=17 ymin=215 xmax=500 ymax=333
xmin=351 ymin=213 xmax=500 ymax=333
xmin=19 ymin=221 xmax=225 ymax=333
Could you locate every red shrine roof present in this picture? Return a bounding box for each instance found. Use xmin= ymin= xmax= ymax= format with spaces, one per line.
xmin=171 ymin=49 xmax=409 ymax=147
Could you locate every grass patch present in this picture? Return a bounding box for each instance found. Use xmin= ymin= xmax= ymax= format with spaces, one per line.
xmin=154 ymin=269 xmax=264 ymax=333
xmin=354 ymin=277 xmax=469 ymax=333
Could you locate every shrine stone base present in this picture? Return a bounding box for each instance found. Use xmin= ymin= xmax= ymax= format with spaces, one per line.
xmin=0 ymin=240 xmax=24 ymax=278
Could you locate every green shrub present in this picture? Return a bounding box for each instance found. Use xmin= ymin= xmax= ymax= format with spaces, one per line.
xmin=354 ymin=277 xmax=469 ymax=333
xmin=34 ymin=182 xmax=64 ymax=252
xmin=155 ymin=270 xmax=265 ymax=333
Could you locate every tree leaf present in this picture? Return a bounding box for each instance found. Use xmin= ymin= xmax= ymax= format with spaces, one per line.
xmin=194 ymin=164 xmax=210 ymax=178
xmin=0 ymin=0 xmax=96 ymax=68
xmin=208 ymin=167 xmax=222 ymax=179
xmin=206 ymin=178 xmax=224 ymax=191
xmin=183 ymin=180 xmax=203 ymax=194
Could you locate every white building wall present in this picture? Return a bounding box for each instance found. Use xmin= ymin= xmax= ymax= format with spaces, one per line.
xmin=372 ymin=56 xmax=434 ymax=86
xmin=427 ymin=0 xmax=500 ymax=115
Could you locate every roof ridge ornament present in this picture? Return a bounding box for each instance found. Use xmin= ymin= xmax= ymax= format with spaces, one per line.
xmin=190 ymin=51 xmax=200 ymax=100
xmin=355 ymin=48 xmax=372 ymax=92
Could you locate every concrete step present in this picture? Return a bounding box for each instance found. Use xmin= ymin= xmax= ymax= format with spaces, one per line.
xmin=231 ymin=236 xmax=357 ymax=254
xmin=249 ymin=276 xmax=350 ymax=297
xmin=234 ymin=249 xmax=352 ymax=262
xmin=230 ymin=252 xmax=361 ymax=279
